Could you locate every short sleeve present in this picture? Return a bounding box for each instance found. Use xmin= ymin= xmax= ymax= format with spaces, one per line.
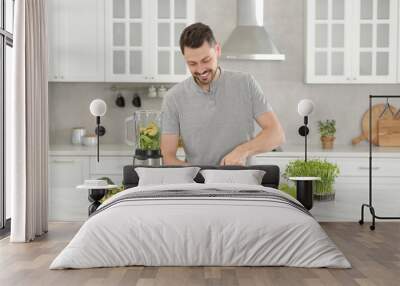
xmin=247 ymin=74 xmax=273 ymax=119
xmin=161 ymin=94 xmax=180 ymax=135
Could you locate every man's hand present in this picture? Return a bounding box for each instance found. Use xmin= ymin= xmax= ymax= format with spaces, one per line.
xmin=220 ymin=112 xmax=285 ymax=166
xmin=220 ymin=146 xmax=249 ymax=166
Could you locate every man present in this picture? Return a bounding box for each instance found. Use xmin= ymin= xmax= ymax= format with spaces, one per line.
xmin=160 ymin=23 xmax=285 ymax=166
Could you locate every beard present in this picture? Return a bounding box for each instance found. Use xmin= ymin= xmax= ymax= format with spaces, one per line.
xmin=193 ymin=68 xmax=217 ymax=85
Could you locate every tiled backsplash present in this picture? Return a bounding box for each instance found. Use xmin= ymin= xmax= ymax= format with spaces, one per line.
xmin=49 ymin=83 xmax=165 ymax=145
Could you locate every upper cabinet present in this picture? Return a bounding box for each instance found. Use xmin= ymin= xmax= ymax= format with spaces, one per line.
xmin=48 ymin=0 xmax=105 ymax=82
xmin=354 ymin=0 xmax=398 ymax=83
xmin=306 ymin=0 xmax=398 ymax=84
xmin=306 ymin=0 xmax=353 ymax=83
xmin=48 ymin=0 xmax=194 ymax=83
xmin=105 ymin=0 xmax=195 ymax=83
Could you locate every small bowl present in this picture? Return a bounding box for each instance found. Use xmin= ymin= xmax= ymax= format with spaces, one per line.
xmin=82 ymin=135 xmax=97 ymax=146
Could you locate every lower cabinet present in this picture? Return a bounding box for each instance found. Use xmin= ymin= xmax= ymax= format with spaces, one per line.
xmin=255 ymin=155 xmax=400 ymax=221
xmin=50 ymin=152 xmax=399 ymax=222
xmin=48 ymin=156 xmax=90 ymax=221
xmin=253 ymin=156 xmax=302 ymax=177
xmin=89 ymin=156 xmax=132 ymax=185
xmin=49 ymin=155 xmax=133 ymax=221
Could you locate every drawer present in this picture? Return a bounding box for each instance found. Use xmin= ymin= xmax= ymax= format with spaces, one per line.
xmin=255 ymin=156 xmax=400 ymax=178
xmin=90 ymin=156 xmax=132 ymax=175
xmin=330 ymin=158 xmax=400 ymax=177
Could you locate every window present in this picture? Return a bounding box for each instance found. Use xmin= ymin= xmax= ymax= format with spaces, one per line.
xmin=1 ymin=0 xmax=14 ymax=234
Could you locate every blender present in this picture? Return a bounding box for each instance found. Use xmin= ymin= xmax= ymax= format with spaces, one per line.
xmin=125 ymin=110 xmax=163 ymax=166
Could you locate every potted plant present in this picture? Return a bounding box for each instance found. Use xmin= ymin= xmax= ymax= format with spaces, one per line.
xmin=283 ymin=159 xmax=340 ymax=201
xmin=318 ymin=120 xmax=336 ymax=149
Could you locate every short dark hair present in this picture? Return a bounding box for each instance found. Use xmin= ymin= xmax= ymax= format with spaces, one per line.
xmin=179 ymin=22 xmax=216 ymax=54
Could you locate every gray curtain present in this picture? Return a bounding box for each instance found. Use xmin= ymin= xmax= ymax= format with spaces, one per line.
xmin=8 ymin=0 xmax=49 ymax=242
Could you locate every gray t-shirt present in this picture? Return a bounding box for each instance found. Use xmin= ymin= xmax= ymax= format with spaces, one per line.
xmin=161 ymin=68 xmax=273 ymax=165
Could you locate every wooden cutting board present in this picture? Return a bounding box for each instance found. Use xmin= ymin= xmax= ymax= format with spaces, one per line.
xmin=377 ymin=118 xmax=400 ymax=146
xmin=352 ymin=103 xmax=397 ymax=145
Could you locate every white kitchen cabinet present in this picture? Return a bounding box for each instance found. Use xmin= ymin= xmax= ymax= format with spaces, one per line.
xmin=48 ymin=155 xmax=133 ymax=221
xmin=48 ymin=156 xmax=90 ymax=221
xmin=89 ymin=156 xmax=132 ymax=185
xmin=256 ymin=154 xmax=400 ymax=221
xmin=48 ymin=145 xmax=400 ymax=221
xmin=48 ymin=151 xmax=186 ymax=221
xmin=352 ymin=0 xmax=398 ymax=83
xmin=88 ymin=155 xmax=187 ymax=184
xmin=48 ymin=0 xmax=105 ymax=82
xmin=306 ymin=0 xmax=398 ymax=83
xmin=306 ymin=0 xmax=353 ymax=83
xmin=398 ymin=0 xmax=400 ymax=83
xmin=105 ymin=0 xmax=194 ymax=83
xmin=48 ymin=0 xmax=58 ymax=82
xmin=253 ymin=156 xmax=302 ymax=179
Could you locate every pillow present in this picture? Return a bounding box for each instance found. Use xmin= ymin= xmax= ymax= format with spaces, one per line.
xmin=200 ymin=169 xmax=266 ymax=185
xmin=135 ymin=167 xmax=201 ymax=186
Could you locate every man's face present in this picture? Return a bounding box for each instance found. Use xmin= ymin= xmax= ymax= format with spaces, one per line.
xmin=183 ymin=41 xmax=221 ymax=85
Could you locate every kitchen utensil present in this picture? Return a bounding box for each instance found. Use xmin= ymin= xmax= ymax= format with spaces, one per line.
xmin=132 ymin=93 xmax=142 ymax=107
xmin=125 ymin=110 xmax=162 ymax=147
xmin=71 ymin=127 xmax=86 ymax=145
xmin=125 ymin=110 xmax=163 ymax=166
xmin=115 ymin=92 xmax=125 ymax=107
xmin=378 ymin=98 xmax=395 ymax=118
xmin=148 ymin=86 xmax=157 ymax=98
xmin=352 ymin=103 xmax=397 ymax=145
xmin=157 ymin=85 xmax=167 ymax=98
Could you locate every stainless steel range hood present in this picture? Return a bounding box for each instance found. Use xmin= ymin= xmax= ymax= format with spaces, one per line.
xmin=221 ymin=0 xmax=285 ymax=61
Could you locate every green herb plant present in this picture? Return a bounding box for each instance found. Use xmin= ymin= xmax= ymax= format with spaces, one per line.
xmin=318 ymin=120 xmax=336 ymax=137
xmin=283 ymin=159 xmax=340 ymax=196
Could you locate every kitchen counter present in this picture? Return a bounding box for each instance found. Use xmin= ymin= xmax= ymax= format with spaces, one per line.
xmin=263 ymin=144 xmax=400 ymax=158
xmin=49 ymin=144 xmax=400 ymax=158
xmin=49 ymin=144 xmax=185 ymax=157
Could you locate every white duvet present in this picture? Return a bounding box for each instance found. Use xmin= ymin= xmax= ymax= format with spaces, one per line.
xmin=50 ymin=183 xmax=351 ymax=269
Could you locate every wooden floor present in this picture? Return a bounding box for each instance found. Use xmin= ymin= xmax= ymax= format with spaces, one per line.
xmin=0 ymin=222 xmax=399 ymax=286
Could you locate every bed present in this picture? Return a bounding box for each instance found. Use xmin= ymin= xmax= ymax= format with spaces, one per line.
xmin=50 ymin=165 xmax=350 ymax=269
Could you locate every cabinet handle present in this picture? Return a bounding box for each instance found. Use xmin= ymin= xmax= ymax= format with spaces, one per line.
xmin=60 ymin=75 xmax=64 ymax=79
xmin=358 ymin=166 xmax=380 ymax=170
xmin=353 ymin=77 xmax=357 ymax=80
xmin=54 ymin=76 xmax=58 ymax=79
xmin=346 ymin=77 xmax=350 ymax=80
xmin=52 ymin=159 xmax=75 ymax=164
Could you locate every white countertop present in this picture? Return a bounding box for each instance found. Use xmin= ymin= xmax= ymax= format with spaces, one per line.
xmin=49 ymin=143 xmax=400 ymax=158
xmin=263 ymin=144 xmax=400 ymax=158
xmin=49 ymin=144 xmax=186 ymax=156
